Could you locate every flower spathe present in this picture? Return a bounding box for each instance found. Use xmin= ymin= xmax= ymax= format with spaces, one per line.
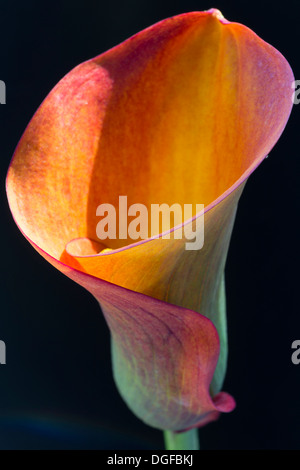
xmin=6 ymin=9 xmax=294 ymax=431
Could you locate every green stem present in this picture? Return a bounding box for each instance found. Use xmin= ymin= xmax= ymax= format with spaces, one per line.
xmin=163 ymin=429 xmax=199 ymax=450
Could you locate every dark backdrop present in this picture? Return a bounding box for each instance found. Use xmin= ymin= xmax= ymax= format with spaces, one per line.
xmin=0 ymin=0 xmax=299 ymax=449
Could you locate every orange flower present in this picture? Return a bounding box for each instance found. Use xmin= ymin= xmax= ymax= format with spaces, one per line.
xmin=6 ymin=9 xmax=293 ymax=432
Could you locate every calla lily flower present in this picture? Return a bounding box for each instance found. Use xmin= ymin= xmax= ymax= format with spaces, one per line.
xmin=6 ymin=9 xmax=293 ymax=440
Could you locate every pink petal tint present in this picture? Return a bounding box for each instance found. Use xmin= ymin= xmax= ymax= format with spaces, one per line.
xmin=6 ymin=9 xmax=294 ymax=431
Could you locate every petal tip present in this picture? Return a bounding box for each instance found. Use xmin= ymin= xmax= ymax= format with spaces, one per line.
xmin=206 ymin=8 xmax=229 ymax=24
xmin=213 ymin=391 xmax=236 ymax=413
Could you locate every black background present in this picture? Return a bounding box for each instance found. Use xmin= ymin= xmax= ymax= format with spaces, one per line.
xmin=0 ymin=0 xmax=299 ymax=449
